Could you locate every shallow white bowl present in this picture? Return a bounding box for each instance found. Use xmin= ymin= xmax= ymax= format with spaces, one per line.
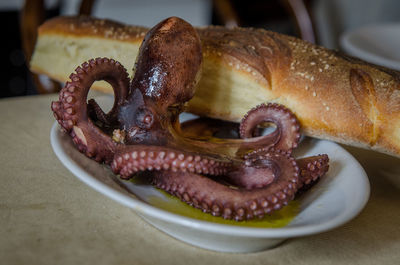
xmin=340 ymin=23 xmax=400 ymax=70
xmin=50 ymin=120 xmax=370 ymax=253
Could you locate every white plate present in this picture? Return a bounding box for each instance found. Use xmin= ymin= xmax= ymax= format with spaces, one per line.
xmin=340 ymin=23 xmax=400 ymax=71
xmin=50 ymin=116 xmax=370 ymax=253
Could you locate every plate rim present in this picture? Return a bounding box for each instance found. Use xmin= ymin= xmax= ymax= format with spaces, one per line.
xmin=50 ymin=122 xmax=370 ymax=238
xmin=340 ymin=23 xmax=400 ymax=71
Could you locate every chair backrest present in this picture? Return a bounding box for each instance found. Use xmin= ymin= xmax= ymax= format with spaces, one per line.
xmin=213 ymin=0 xmax=316 ymax=43
xmin=282 ymin=0 xmax=316 ymax=43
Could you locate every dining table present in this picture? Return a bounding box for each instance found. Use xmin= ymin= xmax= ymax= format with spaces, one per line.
xmin=1 ymin=90 xmax=399 ymax=265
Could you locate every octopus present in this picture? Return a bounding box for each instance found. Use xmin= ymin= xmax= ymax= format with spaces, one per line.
xmin=51 ymin=17 xmax=329 ymax=221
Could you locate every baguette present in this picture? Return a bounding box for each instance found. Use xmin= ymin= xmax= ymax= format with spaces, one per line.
xmin=30 ymin=16 xmax=400 ymax=157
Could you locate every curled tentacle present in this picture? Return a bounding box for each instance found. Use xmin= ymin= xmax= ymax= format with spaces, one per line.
xmin=228 ymin=149 xmax=328 ymax=191
xmin=151 ymin=150 xmax=299 ymax=221
xmin=51 ymin=57 xmax=130 ymax=162
xmin=227 ymin=148 xmax=293 ymax=189
xmin=111 ymin=146 xmax=232 ymax=179
xmin=239 ymin=103 xmax=301 ymax=153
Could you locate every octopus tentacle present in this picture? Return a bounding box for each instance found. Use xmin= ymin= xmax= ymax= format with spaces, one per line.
xmin=296 ymin=154 xmax=329 ymax=191
xmin=87 ymin=99 xmax=110 ymax=126
xmin=151 ymin=150 xmax=299 ymax=221
xmin=239 ymin=103 xmax=301 ymax=153
xmin=227 ymin=149 xmax=328 ymax=191
xmin=226 ymin=148 xmax=293 ymax=189
xmin=111 ymin=146 xmax=232 ymax=179
xmin=51 ymin=57 xmax=130 ymax=162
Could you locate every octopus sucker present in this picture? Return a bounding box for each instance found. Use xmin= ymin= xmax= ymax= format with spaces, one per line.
xmin=51 ymin=16 xmax=329 ymax=221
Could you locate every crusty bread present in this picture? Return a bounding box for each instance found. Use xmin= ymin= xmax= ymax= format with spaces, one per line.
xmin=30 ymin=16 xmax=400 ymax=157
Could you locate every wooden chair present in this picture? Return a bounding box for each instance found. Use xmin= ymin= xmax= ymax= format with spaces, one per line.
xmin=213 ymin=0 xmax=316 ymax=43
xmin=21 ymin=0 xmax=316 ymax=94
xmin=20 ymin=0 xmax=96 ymax=94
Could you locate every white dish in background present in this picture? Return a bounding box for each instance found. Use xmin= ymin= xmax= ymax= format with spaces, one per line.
xmin=50 ymin=109 xmax=370 ymax=252
xmin=340 ymin=23 xmax=400 ymax=71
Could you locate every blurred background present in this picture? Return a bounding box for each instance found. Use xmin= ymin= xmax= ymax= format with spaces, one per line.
xmin=2 ymin=0 xmax=400 ymax=97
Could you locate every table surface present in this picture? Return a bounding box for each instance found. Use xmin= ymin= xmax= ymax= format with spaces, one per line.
xmin=1 ymin=92 xmax=400 ymax=265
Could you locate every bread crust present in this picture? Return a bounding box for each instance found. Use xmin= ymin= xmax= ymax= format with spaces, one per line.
xmin=31 ymin=16 xmax=400 ymax=157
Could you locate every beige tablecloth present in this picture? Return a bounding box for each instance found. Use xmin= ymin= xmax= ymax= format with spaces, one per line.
xmin=1 ymin=93 xmax=399 ymax=265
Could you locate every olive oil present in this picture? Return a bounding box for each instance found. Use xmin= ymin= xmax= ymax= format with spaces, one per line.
xmin=149 ymin=189 xmax=300 ymax=228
